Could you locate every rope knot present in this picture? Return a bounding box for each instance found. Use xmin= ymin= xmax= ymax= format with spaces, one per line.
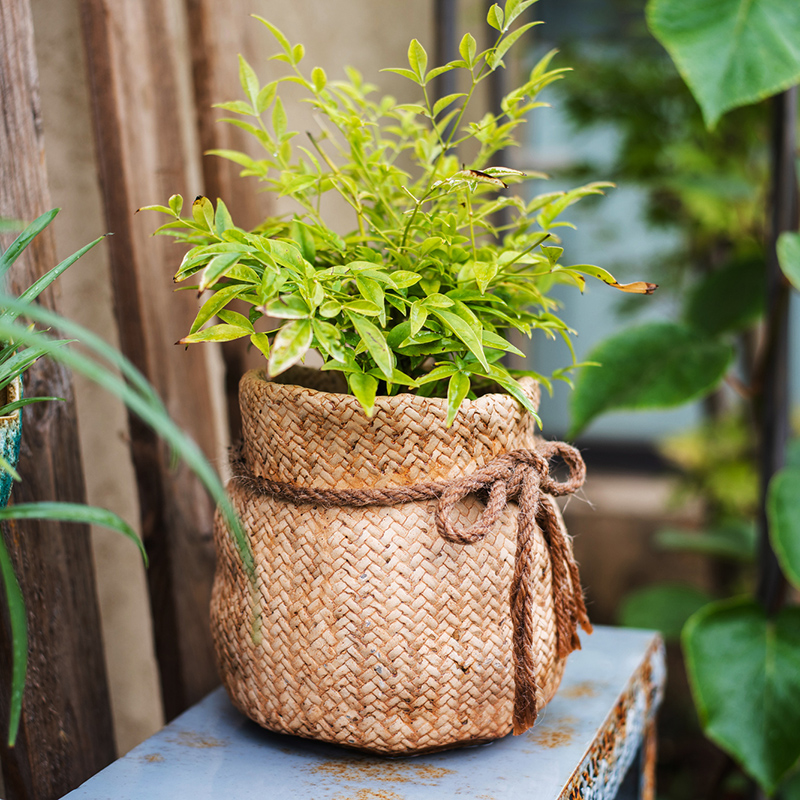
xmin=230 ymin=439 xmax=591 ymax=737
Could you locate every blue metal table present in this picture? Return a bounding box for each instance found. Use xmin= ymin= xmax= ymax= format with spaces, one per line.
xmin=63 ymin=626 xmax=664 ymax=799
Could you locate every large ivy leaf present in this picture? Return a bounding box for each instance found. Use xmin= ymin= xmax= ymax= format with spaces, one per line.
xmin=684 ymin=254 xmax=765 ymax=336
xmin=619 ymin=583 xmax=713 ymax=641
xmin=569 ymin=322 xmax=734 ymax=437
xmin=768 ymin=467 xmax=800 ymax=590
xmin=647 ymin=0 xmax=800 ymax=129
xmin=656 ymin=521 xmax=757 ymax=563
xmin=683 ymin=598 xmax=800 ymax=793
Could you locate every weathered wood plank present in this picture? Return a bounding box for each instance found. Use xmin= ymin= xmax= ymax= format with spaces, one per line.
xmin=184 ymin=0 xmax=272 ymax=441
xmin=0 ymin=0 xmax=117 ymax=797
xmin=79 ymin=0 xmax=224 ymax=720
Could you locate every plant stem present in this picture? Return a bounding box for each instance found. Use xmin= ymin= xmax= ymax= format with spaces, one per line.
xmin=465 ymin=189 xmax=477 ymax=257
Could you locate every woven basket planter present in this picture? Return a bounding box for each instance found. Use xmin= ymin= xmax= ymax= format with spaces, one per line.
xmin=211 ymin=367 xmax=590 ymax=755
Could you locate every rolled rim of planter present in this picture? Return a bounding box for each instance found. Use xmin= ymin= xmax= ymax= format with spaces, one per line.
xmin=238 ymin=366 xmax=542 ymax=491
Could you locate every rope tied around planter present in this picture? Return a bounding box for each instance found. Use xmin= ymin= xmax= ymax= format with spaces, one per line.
xmin=230 ymin=439 xmax=592 ymax=736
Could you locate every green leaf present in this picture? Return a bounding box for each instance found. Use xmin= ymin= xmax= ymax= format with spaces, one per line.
xmin=189 ymin=283 xmax=250 ymax=334
xmin=646 ymin=0 xmax=800 ymax=129
xmin=390 ymin=271 xmax=422 ymax=289
xmin=213 ymin=198 xmax=234 ymax=235
xmin=18 ymin=235 xmax=105 ymax=308
xmin=0 ymin=502 xmax=146 ymax=565
xmin=342 ymin=300 xmax=381 ymax=317
xmin=192 ymin=195 xmax=215 ymax=231
xmin=348 ymin=372 xmax=378 ymax=417
xmin=482 ymin=330 xmax=524 ymax=356
xmin=683 ymin=598 xmax=800 ymax=793
xmin=431 ymin=309 xmax=489 ymax=370
xmin=459 ymin=33 xmax=477 ymax=66
xmin=380 ymin=67 xmax=420 ymax=83
xmin=482 ymin=365 xmax=541 ymax=421
xmin=407 ymin=39 xmax=428 ymax=82
xmin=312 ymin=319 xmax=347 ymax=362
xmin=261 ymin=294 xmax=310 ymax=319
xmin=311 ymin=66 xmax=327 ymax=92
xmin=619 ymin=583 xmax=713 ymax=641
xmin=180 ymin=323 xmax=253 ymax=344
xmin=212 ymin=100 xmax=255 ymax=116
xmin=319 ymin=300 xmax=342 ymax=318
xmin=474 ymin=261 xmax=498 ymax=294
xmin=356 ymin=276 xmax=385 ymax=321
xmin=684 ymin=254 xmax=765 ymax=336
xmin=290 ymin=219 xmax=316 ymax=264
xmin=487 ymin=3 xmax=504 ymax=31
xmin=249 ymin=332 xmax=270 ymax=359
xmin=216 ymin=309 xmax=254 ymax=331
xmin=409 ymin=300 xmax=428 ymax=336
xmin=432 ymin=93 xmax=466 ymax=117
xmin=568 ymin=263 xmax=657 ymax=294
xmin=253 ymin=16 xmax=292 ymax=56
xmin=238 ymin=54 xmax=260 ymax=106
xmin=657 ymin=521 xmax=757 ymax=562
xmin=198 ymin=252 xmax=241 ymax=292
xmin=268 ymin=318 xmax=313 ymax=377
xmin=416 ymin=363 xmax=458 ymax=385
xmin=488 ymin=22 xmax=542 ymax=69
xmin=768 ymin=467 xmax=800 ymax=591
xmin=255 ymin=82 xmax=277 ymax=114
xmin=504 ymin=0 xmax=538 ymax=28
xmin=446 ymin=372 xmax=471 ymax=426
xmin=0 ymin=208 xmax=59 ymax=280
xmin=0 ymin=533 xmax=26 ymax=746
xmin=272 ymin=96 xmax=287 ymax=138
xmin=569 ymin=322 xmax=735 ymax=437
xmin=347 ymin=312 xmax=394 ymax=381
xmin=778 ymin=232 xmax=800 ymax=292
xmin=168 ymin=194 xmax=183 ymax=216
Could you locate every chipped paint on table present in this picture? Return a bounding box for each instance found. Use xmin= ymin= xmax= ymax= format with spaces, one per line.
xmin=63 ymin=627 xmax=665 ymax=800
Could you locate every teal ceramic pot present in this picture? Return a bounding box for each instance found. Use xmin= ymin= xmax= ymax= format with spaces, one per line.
xmin=0 ymin=377 xmax=22 ymax=508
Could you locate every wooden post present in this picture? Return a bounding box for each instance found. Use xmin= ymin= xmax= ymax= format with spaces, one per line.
xmin=184 ymin=0 xmax=272 ymax=442
xmin=79 ymin=0 xmax=225 ymax=720
xmin=0 ymin=0 xmax=117 ymax=797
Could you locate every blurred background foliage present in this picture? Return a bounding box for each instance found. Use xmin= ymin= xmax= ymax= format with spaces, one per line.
xmin=520 ymin=0 xmax=800 ymax=796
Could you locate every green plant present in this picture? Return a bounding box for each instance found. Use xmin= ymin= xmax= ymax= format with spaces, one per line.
xmin=144 ymin=1 xmax=653 ymax=425
xmin=0 ymin=210 xmax=250 ymax=747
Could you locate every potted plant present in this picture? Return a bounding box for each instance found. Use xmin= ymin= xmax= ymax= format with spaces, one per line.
xmin=144 ymin=1 xmax=654 ymax=755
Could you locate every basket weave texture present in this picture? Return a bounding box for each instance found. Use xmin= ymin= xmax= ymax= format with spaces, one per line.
xmin=211 ymin=367 xmax=583 ymax=754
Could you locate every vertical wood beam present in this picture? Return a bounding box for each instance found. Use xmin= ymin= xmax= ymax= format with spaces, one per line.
xmin=184 ymin=0 xmax=272 ymax=442
xmin=79 ymin=0 xmax=223 ymax=720
xmin=0 ymin=0 xmax=116 ymax=796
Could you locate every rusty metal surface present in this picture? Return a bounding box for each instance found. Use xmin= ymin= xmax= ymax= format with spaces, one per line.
xmin=63 ymin=626 xmax=665 ymax=800
xmin=559 ymin=636 xmax=665 ymax=799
